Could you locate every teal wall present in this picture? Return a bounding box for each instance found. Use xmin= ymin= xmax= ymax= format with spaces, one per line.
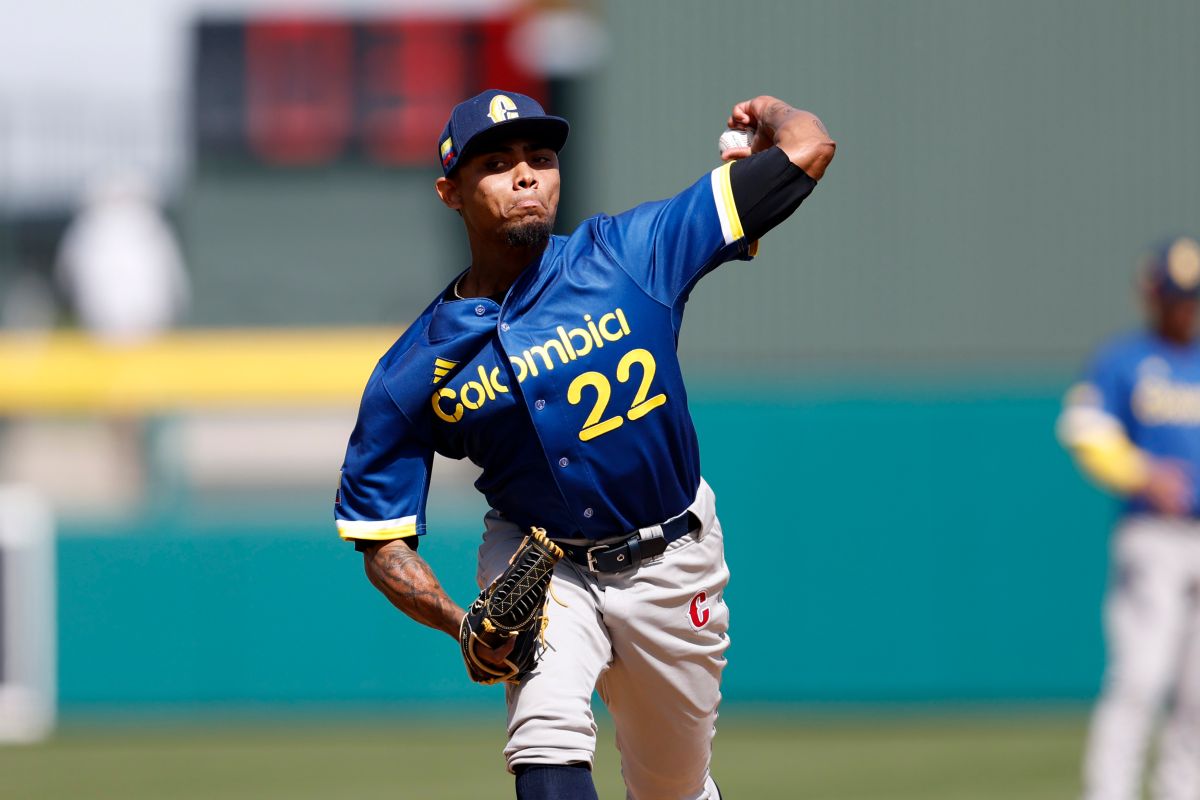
xmin=57 ymin=382 xmax=1114 ymax=710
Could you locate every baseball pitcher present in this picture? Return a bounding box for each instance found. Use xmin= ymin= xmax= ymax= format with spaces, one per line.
xmin=336 ymin=89 xmax=834 ymax=799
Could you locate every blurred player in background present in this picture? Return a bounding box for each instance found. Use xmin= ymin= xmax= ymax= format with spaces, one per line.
xmin=56 ymin=170 xmax=189 ymax=343
xmin=336 ymin=89 xmax=834 ymax=800
xmin=51 ymin=170 xmax=190 ymax=505
xmin=1059 ymin=236 xmax=1200 ymax=800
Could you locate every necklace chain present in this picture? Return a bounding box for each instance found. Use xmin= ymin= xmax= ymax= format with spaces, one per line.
xmin=453 ymin=274 xmax=467 ymax=300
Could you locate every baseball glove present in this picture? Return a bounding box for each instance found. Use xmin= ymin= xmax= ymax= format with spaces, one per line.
xmin=459 ymin=527 xmax=564 ymax=685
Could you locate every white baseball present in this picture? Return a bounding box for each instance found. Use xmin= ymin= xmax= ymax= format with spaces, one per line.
xmin=718 ymin=128 xmax=753 ymax=157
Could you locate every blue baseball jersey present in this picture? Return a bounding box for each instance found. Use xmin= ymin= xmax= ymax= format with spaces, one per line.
xmin=1075 ymin=330 xmax=1200 ymax=516
xmin=336 ymin=163 xmax=758 ymax=542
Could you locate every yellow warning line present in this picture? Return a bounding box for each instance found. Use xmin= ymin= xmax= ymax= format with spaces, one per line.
xmin=0 ymin=327 xmax=402 ymax=413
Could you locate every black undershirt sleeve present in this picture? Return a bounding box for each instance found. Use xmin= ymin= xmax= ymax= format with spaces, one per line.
xmin=354 ymin=535 xmax=420 ymax=553
xmin=727 ymin=146 xmax=818 ymax=242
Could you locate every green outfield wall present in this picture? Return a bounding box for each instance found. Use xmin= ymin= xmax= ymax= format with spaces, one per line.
xmin=56 ymin=381 xmax=1115 ymax=710
xmin=182 ymin=1 xmax=1200 ymax=369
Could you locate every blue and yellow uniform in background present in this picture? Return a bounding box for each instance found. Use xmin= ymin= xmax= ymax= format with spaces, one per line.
xmin=1059 ymin=235 xmax=1200 ymax=800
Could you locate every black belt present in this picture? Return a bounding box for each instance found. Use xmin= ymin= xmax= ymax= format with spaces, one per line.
xmin=558 ymin=512 xmax=700 ymax=574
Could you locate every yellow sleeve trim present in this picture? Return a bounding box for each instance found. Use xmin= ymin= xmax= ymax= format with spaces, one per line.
xmin=711 ymin=162 xmax=745 ymax=244
xmin=1070 ymin=432 xmax=1150 ymax=495
xmin=337 ymin=520 xmax=418 ymax=541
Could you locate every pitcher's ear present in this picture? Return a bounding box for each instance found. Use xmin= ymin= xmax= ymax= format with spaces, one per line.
xmin=436 ymin=176 xmax=462 ymax=211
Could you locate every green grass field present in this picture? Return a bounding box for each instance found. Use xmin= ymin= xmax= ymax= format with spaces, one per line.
xmin=0 ymin=711 xmax=1087 ymax=799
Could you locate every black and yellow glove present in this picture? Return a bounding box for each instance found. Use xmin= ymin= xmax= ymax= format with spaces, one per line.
xmin=459 ymin=527 xmax=563 ymax=685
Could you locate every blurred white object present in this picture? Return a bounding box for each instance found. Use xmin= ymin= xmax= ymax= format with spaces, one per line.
xmin=0 ymin=485 xmax=56 ymax=744
xmin=509 ymin=6 xmax=610 ymax=77
xmin=56 ymin=171 xmax=189 ymax=343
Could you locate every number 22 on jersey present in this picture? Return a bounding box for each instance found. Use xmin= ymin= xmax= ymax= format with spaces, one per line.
xmin=567 ymin=348 xmax=668 ymax=441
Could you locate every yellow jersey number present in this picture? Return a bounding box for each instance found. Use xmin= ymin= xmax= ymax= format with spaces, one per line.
xmin=566 ymin=348 xmax=668 ymax=442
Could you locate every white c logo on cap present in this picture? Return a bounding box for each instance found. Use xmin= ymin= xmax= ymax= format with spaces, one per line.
xmin=1168 ymin=238 xmax=1200 ymax=290
xmin=487 ymin=95 xmax=520 ymax=124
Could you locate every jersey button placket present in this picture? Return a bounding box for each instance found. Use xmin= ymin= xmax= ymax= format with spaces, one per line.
xmin=474 ymin=304 xmax=486 ymax=316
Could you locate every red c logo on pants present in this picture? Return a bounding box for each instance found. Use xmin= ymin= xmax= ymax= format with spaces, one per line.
xmin=689 ymin=591 xmax=710 ymax=629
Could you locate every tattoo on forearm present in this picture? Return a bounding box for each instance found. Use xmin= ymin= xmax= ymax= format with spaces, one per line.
xmin=367 ymin=544 xmax=460 ymax=634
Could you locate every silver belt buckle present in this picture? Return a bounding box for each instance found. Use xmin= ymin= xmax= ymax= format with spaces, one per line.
xmin=585 ymin=544 xmax=604 ymax=573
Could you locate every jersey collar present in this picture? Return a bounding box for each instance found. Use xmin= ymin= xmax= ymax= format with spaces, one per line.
xmin=428 ymin=296 xmax=500 ymax=344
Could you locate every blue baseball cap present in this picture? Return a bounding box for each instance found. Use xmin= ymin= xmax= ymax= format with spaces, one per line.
xmin=437 ymin=89 xmax=569 ymax=176
xmin=1144 ymin=236 xmax=1200 ymax=298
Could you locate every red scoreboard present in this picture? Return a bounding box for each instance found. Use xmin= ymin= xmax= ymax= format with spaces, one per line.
xmin=192 ymin=15 xmax=549 ymax=167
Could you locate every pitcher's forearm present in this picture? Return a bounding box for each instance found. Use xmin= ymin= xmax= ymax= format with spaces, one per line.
xmin=362 ymin=539 xmax=464 ymax=638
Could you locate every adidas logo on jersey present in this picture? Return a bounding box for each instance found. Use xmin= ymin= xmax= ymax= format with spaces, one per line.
xmin=431 ymin=357 xmax=458 ymax=385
